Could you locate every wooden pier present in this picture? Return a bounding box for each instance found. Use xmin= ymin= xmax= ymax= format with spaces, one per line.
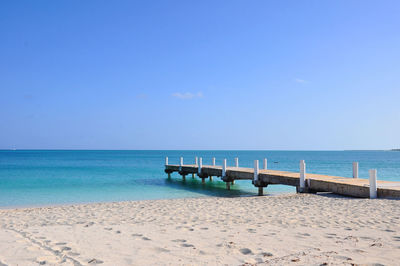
xmin=164 ymin=157 xmax=400 ymax=199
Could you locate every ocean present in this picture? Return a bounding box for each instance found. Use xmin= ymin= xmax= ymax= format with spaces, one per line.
xmin=0 ymin=150 xmax=399 ymax=208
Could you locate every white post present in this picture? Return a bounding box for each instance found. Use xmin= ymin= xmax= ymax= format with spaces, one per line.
xmin=198 ymin=157 xmax=202 ymax=174
xmin=165 ymin=157 xmax=168 ymax=166
xmin=254 ymin=160 xmax=259 ymax=181
xmin=263 ymin=158 xmax=267 ymax=170
xmin=212 ymin=157 xmax=216 ymax=166
xmin=222 ymin=159 xmax=227 ymax=177
xmin=353 ymin=162 xmax=359 ymax=178
xmin=235 ymin=157 xmax=239 ymax=167
xmin=369 ymin=169 xmax=378 ymax=199
xmin=299 ymin=160 xmax=306 ymax=189
xmin=180 ymin=157 xmax=183 ymax=166
xmin=195 ymin=156 xmax=198 ymax=166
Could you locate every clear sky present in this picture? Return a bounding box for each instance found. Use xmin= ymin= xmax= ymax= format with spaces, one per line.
xmin=1 ymin=0 xmax=399 ymax=150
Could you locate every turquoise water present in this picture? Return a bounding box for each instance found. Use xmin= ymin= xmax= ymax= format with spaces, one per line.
xmin=0 ymin=150 xmax=399 ymax=208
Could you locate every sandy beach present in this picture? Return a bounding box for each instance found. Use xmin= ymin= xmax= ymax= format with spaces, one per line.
xmin=0 ymin=193 xmax=399 ymax=265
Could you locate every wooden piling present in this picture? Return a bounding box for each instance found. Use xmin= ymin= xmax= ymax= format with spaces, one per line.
xmin=353 ymin=162 xmax=359 ymax=178
xmin=226 ymin=182 xmax=231 ymax=190
xmin=258 ymin=187 xmax=263 ymax=196
xmin=299 ymin=160 xmax=306 ymax=192
xmin=253 ymin=160 xmax=259 ymax=182
xmin=231 ymin=180 xmax=235 ymax=185
xmin=198 ymin=157 xmax=202 ymax=174
xmin=222 ymin=159 xmax=227 ymax=177
xmin=369 ymin=169 xmax=377 ymax=199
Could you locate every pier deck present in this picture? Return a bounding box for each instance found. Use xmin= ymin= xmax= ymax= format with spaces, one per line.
xmin=165 ymin=164 xmax=400 ymax=199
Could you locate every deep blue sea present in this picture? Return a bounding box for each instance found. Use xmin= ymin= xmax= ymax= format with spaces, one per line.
xmin=0 ymin=150 xmax=399 ymax=208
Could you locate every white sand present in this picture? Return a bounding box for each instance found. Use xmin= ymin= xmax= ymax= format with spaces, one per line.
xmin=0 ymin=193 xmax=399 ymax=265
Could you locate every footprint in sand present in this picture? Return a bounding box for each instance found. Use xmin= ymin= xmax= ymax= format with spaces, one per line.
xmin=239 ymin=248 xmax=253 ymax=255
xmin=384 ymin=229 xmax=395 ymax=232
xmin=334 ymin=255 xmax=352 ymax=261
xmin=360 ymin=236 xmax=373 ymax=240
xmin=88 ymin=258 xmax=103 ymax=264
xmin=154 ymin=247 xmax=170 ymax=253
xmin=104 ymin=227 xmax=112 ymax=231
xmin=344 ymin=236 xmax=359 ymax=242
xmin=181 ymin=243 xmax=194 ymax=248
xmin=84 ymin=222 xmax=95 ymax=227
xmin=55 ymin=242 xmax=67 ymax=246
xmin=142 ymin=236 xmax=151 ymax=241
xmin=131 ymin=233 xmax=143 ymax=239
xmin=259 ymin=251 xmax=273 ymax=257
xmin=370 ymin=241 xmax=383 ymax=247
xmin=172 ymin=239 xmax=186 ymax=243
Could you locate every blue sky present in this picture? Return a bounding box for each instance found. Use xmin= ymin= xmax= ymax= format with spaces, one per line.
xmin=1 ymin=0 xmax=399 ymax=150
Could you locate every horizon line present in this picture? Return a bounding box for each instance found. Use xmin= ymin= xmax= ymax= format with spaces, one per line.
xmin=0 ymin=149 xmax=396 ymax=152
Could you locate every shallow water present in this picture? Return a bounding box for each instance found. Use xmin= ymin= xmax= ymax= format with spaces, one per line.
xmin=0 ymin=150 xmax=399 ymax=207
